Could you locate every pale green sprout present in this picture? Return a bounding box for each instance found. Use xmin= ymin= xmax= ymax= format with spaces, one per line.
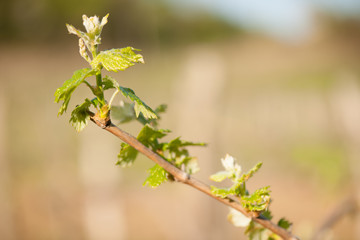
xmin=82 ymin=14 xmax=108 ymax=39
xmin=221 ymin=154 xmax=242 ymax=178
xmin=210 ymin=154 xmax=242 ymax=182
xmin=66 ymin=14 xmax=109 ymax=57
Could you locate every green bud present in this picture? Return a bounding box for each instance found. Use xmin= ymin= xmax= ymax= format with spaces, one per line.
xmin=79 ymin=38 xmax=91 ymax=63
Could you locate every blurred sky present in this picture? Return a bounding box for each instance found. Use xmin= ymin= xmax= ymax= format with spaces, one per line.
xmin=165 ymin=0 xmax=360 ymax=42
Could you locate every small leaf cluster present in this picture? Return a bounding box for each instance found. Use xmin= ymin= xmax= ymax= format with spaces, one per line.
xmin=55 ymin=14 xmax=295 ymax=240
xmin=54 ymin=14 xmax=153 ymax=132
xmin=54 ymin=14 xmax=205 ymax=190
xmin=245 ymin=211 xmax=292 ymax=240
xmin=114 ymin=110 xmax=205 ymax=188
xmin=210 ymin=155 xmax=292 ymax=239
xmin=210 ymin=154 xmax=270 ymax=211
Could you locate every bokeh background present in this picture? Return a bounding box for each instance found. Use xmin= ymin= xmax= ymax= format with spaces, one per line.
xmin=1 ymin=0 xmax=360 ymax=239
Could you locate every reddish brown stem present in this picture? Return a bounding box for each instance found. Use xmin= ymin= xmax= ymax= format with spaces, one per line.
xmin=90 ymin=116 xmax=298 ymax=240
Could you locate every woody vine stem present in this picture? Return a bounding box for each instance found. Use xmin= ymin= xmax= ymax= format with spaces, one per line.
xmin=55 ymin=14 xmax=298 ymax=240
xmin=91 ymin=115 xmax=297 ymax=240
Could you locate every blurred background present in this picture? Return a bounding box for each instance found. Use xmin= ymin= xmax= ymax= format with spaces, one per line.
xmin=1 ymin=0 xmax=360 ymax=239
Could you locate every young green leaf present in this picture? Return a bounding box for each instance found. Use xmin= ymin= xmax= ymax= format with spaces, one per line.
xmin=102 ymin=75 xmax=119 ymax=90
xmin=69 ymin=99 xmax=92 ymax=132
xmin=241 ymin=186 xmax=271 ymax=211
xmin=117 ymin=142 xmax=139 ymax=167
xmin=210 ymin=171 xmax=233 ymax=182
xmin=117 ymin=124 xmax=169 ymax=166
xmin=91 ymin=47 xmax=144 ymax=72
xmin=137 ymin=124 xmax=169 ymax=146
xmin=143 ymin=164 xmax=168 ymax=188
xmin=111 ymin=102 xmax=137 ymax=124
xmin=55 ymin=68 xmax=96 ymax=115
xmin=238 ymin=162 xmax=263 ymax=183
xmin=261 ymin=209 xmax=273 ymax=220
xmin=277 ymin=218 xmax=292 ymax=230
xmin=210 ymin=186 xmax=234 ymax=198
xmin=118 ymin=87 xmax=157 ymax=119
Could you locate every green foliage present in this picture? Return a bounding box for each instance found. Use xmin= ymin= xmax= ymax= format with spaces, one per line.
xmin=143 ymin=164 xmax=168 ymax=188
xmin=55 ymin=14 xmax=292 ymax=240
xmin=239 ymin=162 xmax=263 ymax=182
xmin=210 ymin=186 xmax=234 ymax=198
xmin=102 ymin=75 xmax=119 ymax=90
xmin=91 ymin=48 xmax=144 ymax=72
xmin=69 ymin=99 xmax=92 ymax=132
xmin=244 ymin=217 xmax=293 ymax=240
xmin=210 ymin=155 xmax=292 ymax=238
xmin=116 ymin=123 xmax=204 ymax=188
xmin=117 ymin=142 xmax=139 ymax=167
xmin=54 ymin=68 xmax=95 ymax=115
xmin=55 ymin=14 xmax=154 ymax=131
xmin=118 ymin=87 xmax=158 ymax=119
xmin=241 ymin=186 xmax=271 ymax=211
xmin=210 ymin=155 xmax=265 ymax=206
xmin=277 ymin=218 xmax=292 ymax=230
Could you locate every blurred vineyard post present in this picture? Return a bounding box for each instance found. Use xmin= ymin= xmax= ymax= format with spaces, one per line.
xmin=79 ymin=127 xmax=126 ymax=240
xmin=173 ymin=47 xmax=226 ymax=239
xmin=0 ymin=88 xmax=16 ymax=239
xmin=330 ymin=76 xmax=360 ymax=239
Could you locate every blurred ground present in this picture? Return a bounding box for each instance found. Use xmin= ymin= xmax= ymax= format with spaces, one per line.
xmin=1 ymin=1 xmax=360 ymax=240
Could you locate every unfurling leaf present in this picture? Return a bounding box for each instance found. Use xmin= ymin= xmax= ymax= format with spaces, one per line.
xmin=241 ymin=186 xmax=271 ymax=211
xmin=118 ymin=87 xmax=157 ymax=119
xmin=102 ymin=75 xmax=119 ymax=90
xmin=143 ymin=164 xmax=168 ymax=188
xmin=117 ymin=142 xmax=138 ymax=167
xmin=91 ymin=47 xmax=144 ymax=72
xmin=210 ymin=186 xmax=234 ymax=198
xmin=228 ymin=208 xmax=252 ymax=227
xmin=239 ymin=162 xmax=263 ymax=183
xmin=137 ymin=124 xmax=169 ymax=147
xmin=210 ymin=171 xmax=233 ymax=182
xmin=69 ymin=99 xmax=92 ymax=132
xmin=55 ymin=68 xmax=96 ymax=115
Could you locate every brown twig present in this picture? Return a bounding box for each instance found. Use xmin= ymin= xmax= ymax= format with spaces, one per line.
xmin=90 ymin=115 xmax=298 ymax=240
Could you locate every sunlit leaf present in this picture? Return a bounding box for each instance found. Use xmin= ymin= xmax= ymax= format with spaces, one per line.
xmin=137 ymin=124 xmax=169 ymax=146
xmin=210 ymin=186 xmax=234 ymax=198
xmin=239 ymin=162 xmax=263 ymax=182
xmin=91 ymin=47 xmax=144 ymax=72
xmin=69 ymin=99 xmax=92 ymax=132
xmin=241 ymin=186 xmax=271 ymax=211
xmin=117 ymin=124 xmax=169 ymax=167
xmin=117 ymin=142 xmax=138 ymax=167
xmin=210 ymin=171 xmax=233 ymax=182
xmin=102 ymin=75 xmax=119 ymax=90
xmin=143 ymin=164 xmax=168 ymax=188
xmin=118 ymin=87 xmax=157 ymax=119
xmin=55 ymin=68 xmax=95 ymax=115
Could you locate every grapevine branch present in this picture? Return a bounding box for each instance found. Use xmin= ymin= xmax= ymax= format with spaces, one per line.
xmin=90 ymin=113 xmax=298 ymax=240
